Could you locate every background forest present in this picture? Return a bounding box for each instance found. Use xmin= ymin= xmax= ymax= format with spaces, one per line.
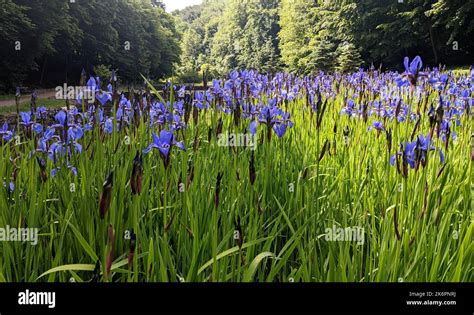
xmin=1 ymin=0 xmax=473 ymax=91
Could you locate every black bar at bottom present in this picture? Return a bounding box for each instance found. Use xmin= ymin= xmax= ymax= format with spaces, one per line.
xmin=0 ymin=283 xmax=472 ymax=314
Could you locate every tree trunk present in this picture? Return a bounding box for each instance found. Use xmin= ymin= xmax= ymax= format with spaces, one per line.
xmin=39 ymin=56 xmax=47 ymax=86
xmin=428 ymin=23 xmax=439 ymax=64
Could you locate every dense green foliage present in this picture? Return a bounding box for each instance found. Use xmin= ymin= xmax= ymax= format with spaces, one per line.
xmin=0 ymin=0 xmax=180 ymax=91
xmin=174 ymin=0 xmax=227 ymax=81
xmin=0 ymin=0 xmax=473 ymax=88
xmin=0 ymin=70 xmax=472 ymax=282
xmin=0 ymin=0 xmax=472 ymax=284
xmin=175 ymin=0 xmax=474 ymax=78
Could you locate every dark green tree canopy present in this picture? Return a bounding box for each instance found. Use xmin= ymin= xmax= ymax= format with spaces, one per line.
xmin=0 ymin=0 xmax=181 ymax=91
xmin=174 ymin=0 xmax=473 ymax=78
xmin=0 ymin=0 xmax=473 ymax=91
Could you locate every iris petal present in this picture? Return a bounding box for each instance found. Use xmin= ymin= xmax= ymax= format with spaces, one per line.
xmin=176 ymin=141 xmax=186 ymax=151
xmin=390 ymin=155 xmax=396 ymax=166
xmin=438 ymin=149 xmax=445 ymax=164
xmin=249 ymin=121 xmax=257 ymax=136
xmin=273 ymin=123 xmax=287 ymax=138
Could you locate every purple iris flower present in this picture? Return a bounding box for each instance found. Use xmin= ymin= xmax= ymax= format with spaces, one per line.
xmin=390 ymin=135 xmax=445 ymax=172
xmin=3 ymin=180 xmax=14 ymax=193
xmin=1 ymin=122 xmax=14 ymax=142
xmin=177 ymin=86 xmax=186 ymax=98
xmin=32 ymin=124 xmax=43 ymax=134
xmin=43 ymin=127 xmax=55 ymax=141
xmin=439 ymin=74 xmax=449 ymax=84
xmin=439 ymin=120 xmax=457 ymax=142
xmin=96 ymin=92 xmax=112 ymax=106
xmin=116 ymin=107 xmax=123 ymax=121
xmin=169 ymin=114 xmax=185 ymax=132
xmin=43 ymin=113 xmax=83 ymax=158
xmin=68 ymin=125 xmax=83 ymax=141
xmin=67 ymin=164 xmax=78 ymax=176
xmin=258 ymin=105 xmax=278 ymax=124
xmin=403 ymin=141 xmax=417 ymax=169
xmin=1 ymin=122 xmax=8 ymax=133
xmin=206 ymin=90 xmax=214 ymax=102
xmin=52 ymin=111 xmax=67 ymax=129
xmin=249 ymin=121 xmax=257 ymax=136
xmin=401 ymin=56 xmax=426 ymax=87
xmin=49 ymin=136 xmax=82 ymax=157
xmin=49 ymin=141 xmax=67 ymax=159
xmin=242 ymin=104 xmax=259 ymax=119
xmin=143 ymin=129 xmax=185 ymax=157
xmin=104 ymin=118 xmax=113 ymax=134
xmin=20 ymin=111 xmax=43 ymax=134
xmin=229 ymin=70 xmax=239 ymax=81
xmin=395 ymin=76 xmax=409 ymax=87
xmin=20 ymin=112 xmax=32 ymax=125
xmin=389 ymin=142 xmax=412 ymax=168
xmin=368 ymin=121 xmax=385 ymax=132
xmin=35 ymin=107 xmax=47 ymax=119
xmin=36 ymin=127 xmax=57 ymax=159
xmin=272 ymin=123 xmax=287 ymax=138
xmin=194 ymin=91 xmax=209 ymax=110
xmin=416 ymin=134 xmax=445 ymax=164
xmin=341 ymin=99 xmax=356 ymax=116
xmin=250 ymin=100 xmax=293 ymax=138
xmin=76 ymin=91 xmax=83 ymax=104
xmin=51 ymin=164 xmax=77 ymax=178
xmin=403 ymin=56 xmax=423 ymax=76
xmin=87 ymin=77 xmax=97 ymax=91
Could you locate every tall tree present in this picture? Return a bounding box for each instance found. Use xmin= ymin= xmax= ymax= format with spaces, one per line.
xmin=279 ymin=0 xmax=318 ymax=72
xmin=427 ymin=0 xmax=474 ymax=63
xmin=210 ymin=0 xmax=281 ymax=75
xmin=0 ymin=0 xmax=35 ymax=90
xmin=174 ymin=0 xmax=227 ymax=79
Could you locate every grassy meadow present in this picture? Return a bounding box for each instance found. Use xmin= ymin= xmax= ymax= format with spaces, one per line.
xmin=0 ymin=68 xmax=472 ymax=283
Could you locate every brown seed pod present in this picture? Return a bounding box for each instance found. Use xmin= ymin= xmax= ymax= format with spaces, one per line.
xmin=36 ymin=157 xmax=47 ymax=183
xmin=318 ymin=139 xmax=330 ymax=162
xmin=394 ymin=207 xmax=401 ymax=241
xmin=216 ymin=118 xmax=223 ymax=137
xmin=249 ymin=152 xmax=256 ymax=185
xmin=385 ymin=129 xmax=392 ymax=153
xmin=131 ymin=152 xmax=143 ymax=195
xmin=99 ymin=172 xmax=113 ymax=219
xmin=214 ymin=172 xmax=223 ymax=209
